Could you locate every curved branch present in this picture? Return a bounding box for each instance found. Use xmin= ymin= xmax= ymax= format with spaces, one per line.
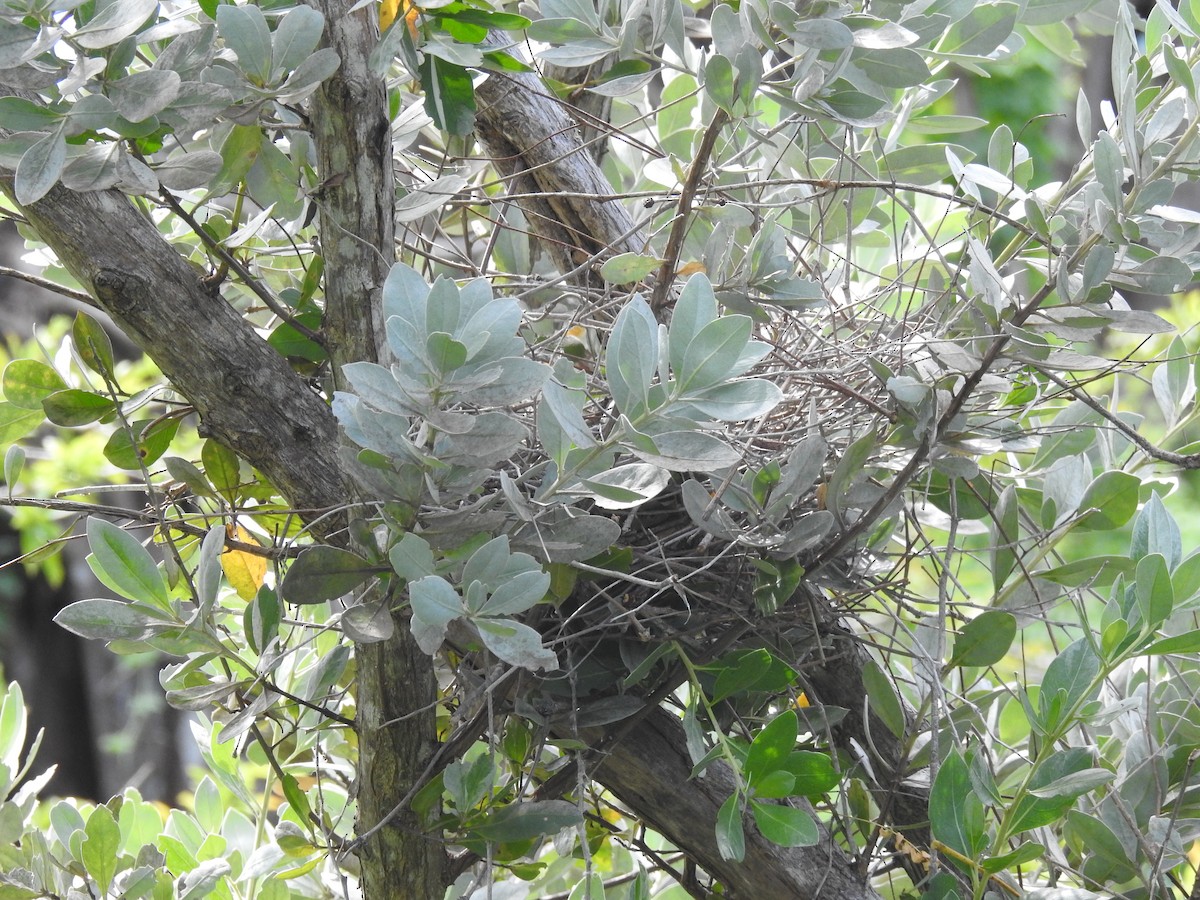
xmin=0 ymin=174 xmax=349 ymax=529
xmin=474 ymin=49 xmax=646 ymax=276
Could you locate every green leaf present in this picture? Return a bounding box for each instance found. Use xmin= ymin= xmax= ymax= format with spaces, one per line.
xmin=540 ymin=380 xmax=596 ymax=452
xmin=277 ymin=46 xmax=340 ymax=102
xmin=745 ymin=711 xmax=798 ymax=783
xmin=855 ymin=47 xmax=930 ymax=89
xmin=475 ymin=617 xmax=558 ymax=671
xmin=606 ymin=296 xmax=659 ymax=417
xmin=0 ymin=682 xmax=27 ymax=778
xmin=1135 ymin=553 xmax=1173 ymax=636
xmin=420 ymin=55 xmax=476 ymax=135
xmin=54 ymin=598 xmax=168 ymax=642
xmin=444 ymin=8 xmax=531 ymax=30
xmin=1 ymin=360 xmax=66 ymax=410
xmin=15 ymin=129 xmax=66 ymax=205
xmin=1038 ymin=638 xmax=1100 ymax=731
xmin=104 ymin=417 xmax=180 ymax=470
xmin=426 ymin=332 xmax=469 ymax=374
xmin=395 ymin=174 xmax=469 ymax=224
xmin=72 ymin=313 xmax=116 ymax=379
xmin=0 ymin=97 xmax=61 ymax=131
xmin=280 ymin=771 xmax=312 ymax=823
xmin=715 ymin=793 xmax=745 ymax=861
xmin=201 ymin=439 xmax=241 ymax=500
xmin=600 ymin=253 xmax=661 ymax=284
xmin=682 ymin=379 xmax=783 ymax=421
xmin=1026 ymin=766 xmax=1113 ymax=799
xmin=782 ymin=750 xmax=841 ymax=798
xmin=445 ymin=754 xmax=495 ymax=811
xmin=704 ymin=53 xmax=736 ymax=113
xmin=1153 ymin=335 xmax=1196 ymax=428
xmin=1077 ymin=470 xmax=1140 ymax=531
xmin=389 ymin=533 xmax=436 ymax=582
xmin=267 ymin=312 xmax=325 ymax=366
xmin=409 ymin=575 xmax=464 ymax=654
xmin=165 ymin=457 xmax=213 ymax=498
xmin=1145 ymin=628 xmax=1200 ymax=655
xmin=669 ymin=274 xmax=718 ymax=375
xmin=861 ymin=659 xmax=905 ymax=738
xmin=280 ymin=546 xmax=379 ymax=605
xmin=271 ymin=5 xmax=326 ymax=74
xmin=627 ymin=429 xmax=741 ymax=472
xmin=217 ymin=3 xmax=273 ymax=83
xmin=980 ymin=841 xmax=1044 ymax=874
xmin=579 ymin=463 xmax=670 ymax=509
xmin=73 ymin=0 xmax=156 ymax=48
xmin=1038 ymin=555 xmax=1133 ymax=588
xmin=749 ymin=801 xmax=819 ymax=847
xmin=827 ymin=432 xmax=875 ymax=522
xmin=711 ymin=648 xmax=773 ymax=702
xmin=929 ymin=748 xmax=987 ymax=860
xmin=677 ymin=315 xmax=752 ymax=393
xmin=41 ymin=389 xmax=115 ymax=426
xmin=154 ymin=151 xmax=223 ymax=192
xmin=751 ymin=769 xmax=796 ymax=799
xmin=481 ymin=50 xmax=534 ymax=73
xmin=462 ymin=535 xmax=515 ymax=590
xmin=87 ymin=518 xmax=169 ymax=607
xmin=0 ymin=402 xmax=42 ymax=443
xmin=1066 ymin=809 xmax=1136 ymax=882
xmin=1131 ymin=492 xmax=1181 ymax=570
xmin=1007 ymin=749 xmax=1094 ymax=833
xmin=82 ymin=805 xmax=120 ymax=894
xmin=991 ymin=484 xmax=1019 ymax=591
xmin=471 ymin=800 xmax=582 ymax=841
xmin=940 ymin=2 xmax=1018 ymax=56
xmin=1112 ymin=255 xmax=1192 ymax=294
xmin=949 ymin=611 xmax=1016 ymax=668
xmin=108 ymin=69 xmax=181 ymax=121
xmin=478 ymin=569 xmax=550 ymax=616
xmin=211 ymin=125 xmax=263 ymax=196
xmin=4 ymin=444 xmax=24 ymax=495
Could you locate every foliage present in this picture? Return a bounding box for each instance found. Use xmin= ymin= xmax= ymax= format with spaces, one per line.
xmin=2 ymin=0 xmax=1200 ymax=897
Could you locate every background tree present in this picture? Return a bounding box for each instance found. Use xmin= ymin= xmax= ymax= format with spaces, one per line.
xmin=2 ymin=0 xmax=1200 ymax=898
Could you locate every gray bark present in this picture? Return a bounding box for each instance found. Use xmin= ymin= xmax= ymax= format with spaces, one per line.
xmin=587 ymin=706 xmax=881 ymax=899
xmin=475 ymin=57 xmax=645 ymax=274
xmin=304 ymin=2 xmax=448 ymax=894
xmin=0 ymin=25 xmax=923 ymax=898
xmin=0 ymin=176 xmax=349 ymax=528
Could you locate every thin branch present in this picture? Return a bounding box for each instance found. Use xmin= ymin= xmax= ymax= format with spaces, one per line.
xmin=0 ymin=495 xmax=318 ymax=559
xmin=0 ymin=264 xmax=93 ymax=304
xmin=158 ymin=189 xmax=326 ymax=346
xmin=651 ymin=108 xmax=730 ymax=315
xmin=1041 ymin=369 xmax=1200 ymax=468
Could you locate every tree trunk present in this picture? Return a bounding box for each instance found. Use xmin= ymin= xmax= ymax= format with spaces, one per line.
xmin=475 ymin=61 xmax=646 ymax=275
xmin=305 ymin=2 xmax=448 ymax=894
xmin=0 ymin=29 xmax=920 ymax=898
xmin=585 ymin=706 xmax=881 ymax=899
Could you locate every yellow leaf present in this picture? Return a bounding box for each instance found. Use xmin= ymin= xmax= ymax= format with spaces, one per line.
xmin=380 ymin=0 xmax=420 ymax=38
xmin=379 ymin=0 xmax=401 ymax=29
xmin=221 ymin=525 xmax=267 ymax=601
xmin=795 ymin=692 xmax=810 ymax=709
xmin=676 ymin=260 xmax=706 ymax=277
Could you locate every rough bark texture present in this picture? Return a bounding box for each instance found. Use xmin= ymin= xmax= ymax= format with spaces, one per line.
xmin=304 ymin=0 xmax=394 ymax=374
xmin=0 ymin=22 xmax=926 ymax=897
xmin=305 ymin=3 xmax=448 ymax=895
xmin=0 ymin=178 xmax=348 ymax=525
xmin=803 ymin=607 xmax=933 ymax=852
xmin=588 ymin=707 xmax=881 ymax=900
xmin=475 ymin=58 xmax=646 ymax=274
